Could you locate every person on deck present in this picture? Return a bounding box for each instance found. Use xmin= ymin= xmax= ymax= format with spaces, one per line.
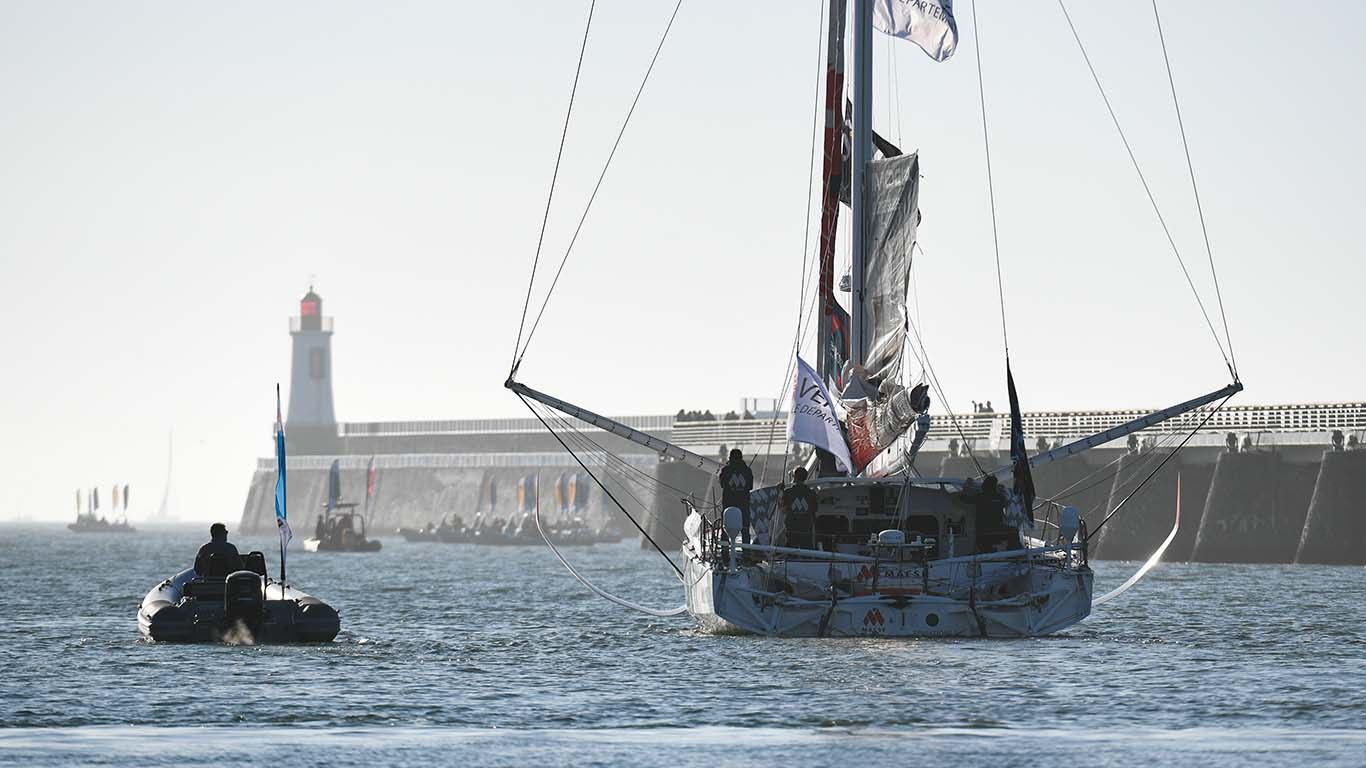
xmin=781 ymin=467 xmax=819 ymax=549
xmin=194 ymin=522 xmax=241 ymax=575
xmin=719 ymin=449 xmax=754 ymax=544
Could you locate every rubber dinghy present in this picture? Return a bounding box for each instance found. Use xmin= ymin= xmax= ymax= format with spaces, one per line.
xmin=138 ymin=551 xmax=339 ymax=643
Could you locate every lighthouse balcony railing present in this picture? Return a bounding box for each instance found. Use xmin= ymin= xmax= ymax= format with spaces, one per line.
xmin=290 ymin=316 xmax=334 ymax=333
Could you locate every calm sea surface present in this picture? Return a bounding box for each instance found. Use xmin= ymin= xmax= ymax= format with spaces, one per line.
xmin=1 ymin=523 xmax=1363 ymax=766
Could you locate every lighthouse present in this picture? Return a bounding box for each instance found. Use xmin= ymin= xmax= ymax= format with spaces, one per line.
xmin=286 ymin=286 xmax=337 ymax=438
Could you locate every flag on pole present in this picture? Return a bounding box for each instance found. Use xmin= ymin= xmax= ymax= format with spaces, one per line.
xmin=366 ymin=456 xmax=376 ymax=500
xmin=1006 ymin=362 xmax=1036 ymax=527
xmin=275 ymin=388 xmax=292 ymax=552
xmin=789 ymin=356 xmax=853 ymax=474
xmin=873 ymin=0 xmax=959 ymax=62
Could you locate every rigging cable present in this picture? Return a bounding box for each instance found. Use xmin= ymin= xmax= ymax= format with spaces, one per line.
xmin=764 ymin=0 xmax=830 ymax=479
xmin=968 ymin=0 xmax=1011 ymax=359
xmin=514 ymin=0 xmax=686 ymax=370
xmin=1057 ymin=0 xmax=1233 ymax=374
xmin=510 ymin=0 xmax=596 ymax=376
xmin=1151 ymin=0 xmax=1237 ymax=380
xmin=517 ymin=393 xmax=684 ymax=578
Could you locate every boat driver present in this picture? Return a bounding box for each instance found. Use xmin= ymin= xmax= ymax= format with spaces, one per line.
xmin=194 ymin=522 xmax=241 ymax=575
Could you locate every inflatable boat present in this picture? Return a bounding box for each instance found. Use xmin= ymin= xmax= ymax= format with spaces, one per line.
xmin=138 ymin=551 xmax=340 ymax=643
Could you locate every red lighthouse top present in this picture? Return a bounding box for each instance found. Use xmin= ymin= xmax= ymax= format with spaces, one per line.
xmin=298 ymin=286 xmax=324 ymax=331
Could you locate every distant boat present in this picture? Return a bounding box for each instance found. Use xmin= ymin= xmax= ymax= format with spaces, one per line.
xmin=302 ymin=460 xmax=382 ymax=552
xmin=69 ymin=486 xmax=135 ymax=533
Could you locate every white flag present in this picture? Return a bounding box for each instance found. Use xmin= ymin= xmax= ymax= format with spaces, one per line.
xmin=789 ymin=356 xmax=853 ymax=475
xmin=873 ymin=0 xmax=959 ymax=62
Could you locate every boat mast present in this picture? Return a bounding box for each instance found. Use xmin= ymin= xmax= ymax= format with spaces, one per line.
xmin=849 ymin=0 xmax=874 ymax=368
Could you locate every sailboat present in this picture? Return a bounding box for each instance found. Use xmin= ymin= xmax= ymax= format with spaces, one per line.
xmin=506 ymin=1 xmax=1239 ymax=637
xmin=153 ymin=433 xmax=175 ymax=521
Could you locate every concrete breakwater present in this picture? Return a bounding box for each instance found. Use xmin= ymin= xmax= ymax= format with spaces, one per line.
xmin=1296 ymin=450 xmax=1366 ymax=564
xmin=241 ymin=447 xmax=1365 ymax=565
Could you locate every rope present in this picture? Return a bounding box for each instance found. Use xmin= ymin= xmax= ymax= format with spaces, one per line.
xmin=534 ymin=491 xmax=687 ymax=617
xmin=515 ymin=0 xmax=685 ymax=369
xmin=969 ymin=0 xmax=1010 ymax=360
xmin=1151 ymin=0 xmax=1238 ymax=380
xmin=510 ymin=1 xmax=595 ymax=376
xmin=1057 ymin=0 xmax=1232 ymax=373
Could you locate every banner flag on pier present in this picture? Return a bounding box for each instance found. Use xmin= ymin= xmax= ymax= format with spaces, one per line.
xmin=873 ymin=0 xmax=959 ymax=62
xmin=789 ymin=356 xmax=853 ymax=475
xmin=274 ymin=389 xmax=292 ymax=551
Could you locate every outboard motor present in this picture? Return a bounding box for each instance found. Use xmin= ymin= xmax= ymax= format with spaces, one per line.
xmin=223 ymin=570 xmax=264 ymax=631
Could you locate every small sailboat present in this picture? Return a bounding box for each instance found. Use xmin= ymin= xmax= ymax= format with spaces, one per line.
xmin=504 ymin=1 xmax=1240 ymax=637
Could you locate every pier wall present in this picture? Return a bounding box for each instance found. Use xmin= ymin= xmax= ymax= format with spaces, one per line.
xmin=1296 ymin=450 xmax=1366 ymax=565
xmin=1191 ymin=451 xmax=1319 ymax=564
xmin=1092 ymin=452 xmax=1214 ymax=562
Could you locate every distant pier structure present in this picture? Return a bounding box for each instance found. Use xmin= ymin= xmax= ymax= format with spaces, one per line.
xmin=243 ymin=291 xmax=1366 ymax=564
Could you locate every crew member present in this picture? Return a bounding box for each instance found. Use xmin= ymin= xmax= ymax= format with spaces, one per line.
xmin=781 ymin=466 xmax=819 ymax=549
xmin=194 ymin=522 xmax=241 ymax=575
xmin=719 ymin=448 xmax=754 ymax=543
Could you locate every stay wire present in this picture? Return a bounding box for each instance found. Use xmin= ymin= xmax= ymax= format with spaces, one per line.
xmin=765 ymin=0 xmax=829 ymax=480
xmin=1151 ymin=0 xmax=1238 ymax=380
xmin=969 ymin=0 xmax=1010 ymax=360
xmin=517 ymin=393 xmax=684 ymax=578
xmin=515 ymin=0 xmax=686 ymax=369
xmin=510 ymin=0 xmax=596 ymax=376
xmin=1057 ymin=0 xmax=1232 ymax=372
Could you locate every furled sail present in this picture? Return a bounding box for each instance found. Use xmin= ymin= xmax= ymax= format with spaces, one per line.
xmin=861 ymin=151 xmax=918 ymax=386
xmin=841 ymin=152 xmax=924 ymax=472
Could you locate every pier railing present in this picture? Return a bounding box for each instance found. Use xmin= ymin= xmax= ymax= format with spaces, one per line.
xmin=327 ymin=402 xmax=1366 ymax=456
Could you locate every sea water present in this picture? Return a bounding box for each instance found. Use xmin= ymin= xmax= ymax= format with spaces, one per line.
xmin=1 ymin=524 xmax=1363 ymax=766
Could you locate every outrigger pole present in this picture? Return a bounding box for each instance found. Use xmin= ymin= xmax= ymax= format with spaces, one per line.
xmin=983 ymin=380 xmax=1243 ymax=480
xmin=505 ymin=379 xmax=723 ymax=473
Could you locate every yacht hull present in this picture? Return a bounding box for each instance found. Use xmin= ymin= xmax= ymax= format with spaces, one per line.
xmin=683 ymin=554 xmax=1093 ymax=638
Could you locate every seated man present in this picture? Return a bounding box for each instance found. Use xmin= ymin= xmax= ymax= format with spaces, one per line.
xmin=194 ymin=522 xmax=241 ymax=576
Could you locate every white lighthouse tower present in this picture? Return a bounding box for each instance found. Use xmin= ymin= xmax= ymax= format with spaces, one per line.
xmin=286 ymin=286 xmax=337 ymax=431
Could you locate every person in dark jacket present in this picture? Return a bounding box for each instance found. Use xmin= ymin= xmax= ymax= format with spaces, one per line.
xmin=194 ymin=522 xmax=241 ymax=575
xmin=781 ymin=466 xmax=819 ymax=549
xmin=718 ymin=449 xmax=754 ymax=543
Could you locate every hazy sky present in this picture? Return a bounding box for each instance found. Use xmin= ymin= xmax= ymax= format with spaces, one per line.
xmin=3 ymin=1 xmax=1363 ymax=522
